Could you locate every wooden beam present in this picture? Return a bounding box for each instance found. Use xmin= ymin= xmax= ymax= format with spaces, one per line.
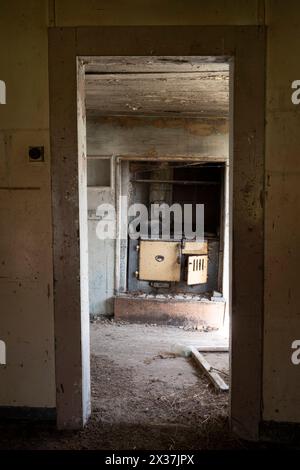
xmin=84 ymin=55 xmax=230 ymax=74
xmin=190 ymin=346 xmax=229 ymax=392
xmin=85 ymin=71 xmax=229 ymax=117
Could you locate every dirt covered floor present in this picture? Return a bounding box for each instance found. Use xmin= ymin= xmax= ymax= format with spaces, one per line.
xmin=0 ymin=321 xmax=266 ymax=450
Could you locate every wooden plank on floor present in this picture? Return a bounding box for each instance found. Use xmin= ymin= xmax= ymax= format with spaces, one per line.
xmin=190 ymin=346 xmax=229 ymax=392
xmin=197 ymin=346 xmax=228 ymax=352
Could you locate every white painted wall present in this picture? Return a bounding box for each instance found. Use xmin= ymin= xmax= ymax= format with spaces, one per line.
xmin=87 ymin=187 xmax=115 ymax=316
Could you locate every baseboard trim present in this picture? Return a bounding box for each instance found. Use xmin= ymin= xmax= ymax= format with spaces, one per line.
xmin=0 ymin=406 xmax=56 ymax=422
xmin=260 ymin=420 xmax=300 ymax=445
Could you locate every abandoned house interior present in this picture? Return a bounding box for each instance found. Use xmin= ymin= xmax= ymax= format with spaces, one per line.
xmin=86 ymin=56 xmax=230 ymax=330
xmin=0 ymin=0 xmax=300 ymax=456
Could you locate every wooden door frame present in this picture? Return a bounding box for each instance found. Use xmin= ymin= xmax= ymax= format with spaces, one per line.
xmin=49 ymin=26 xmax=265 ymax=440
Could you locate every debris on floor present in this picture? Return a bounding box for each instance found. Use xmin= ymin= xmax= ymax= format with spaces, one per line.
xmin=0 ymin=322 xmax=236 ymax=450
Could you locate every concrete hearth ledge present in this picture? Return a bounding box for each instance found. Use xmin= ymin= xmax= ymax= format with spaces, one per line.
xmin=114 ymin=295 xmax=225 ymax=328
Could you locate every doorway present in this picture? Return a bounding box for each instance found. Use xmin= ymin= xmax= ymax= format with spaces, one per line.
xmin=49 ymin=26 xmax=265 ymax=441
xmin=84 ymin=56 xmax=231 ymax=448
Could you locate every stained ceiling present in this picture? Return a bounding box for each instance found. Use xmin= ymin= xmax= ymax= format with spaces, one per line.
xmin=84 ymin=56 xmax=230 ymax=118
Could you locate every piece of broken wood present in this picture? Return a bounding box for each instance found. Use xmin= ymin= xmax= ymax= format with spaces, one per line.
xmin=189 ymin=346 xmax=229 ymax=392
xmin=197 ymin=346 xmax=228 ymax=352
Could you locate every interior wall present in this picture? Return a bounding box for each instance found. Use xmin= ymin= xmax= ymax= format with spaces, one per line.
xmin=0 ymin=1 xmax=55 ymax=408
xmin=263 ymin=2 xmax=300 ymax=423
xmin=87 ymin=177 xmax=115 ymax=317
xmin=0 ymin=0 xmax=300 ymax=424
xmin=87 ymin=116 xmax=229 ymax=159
